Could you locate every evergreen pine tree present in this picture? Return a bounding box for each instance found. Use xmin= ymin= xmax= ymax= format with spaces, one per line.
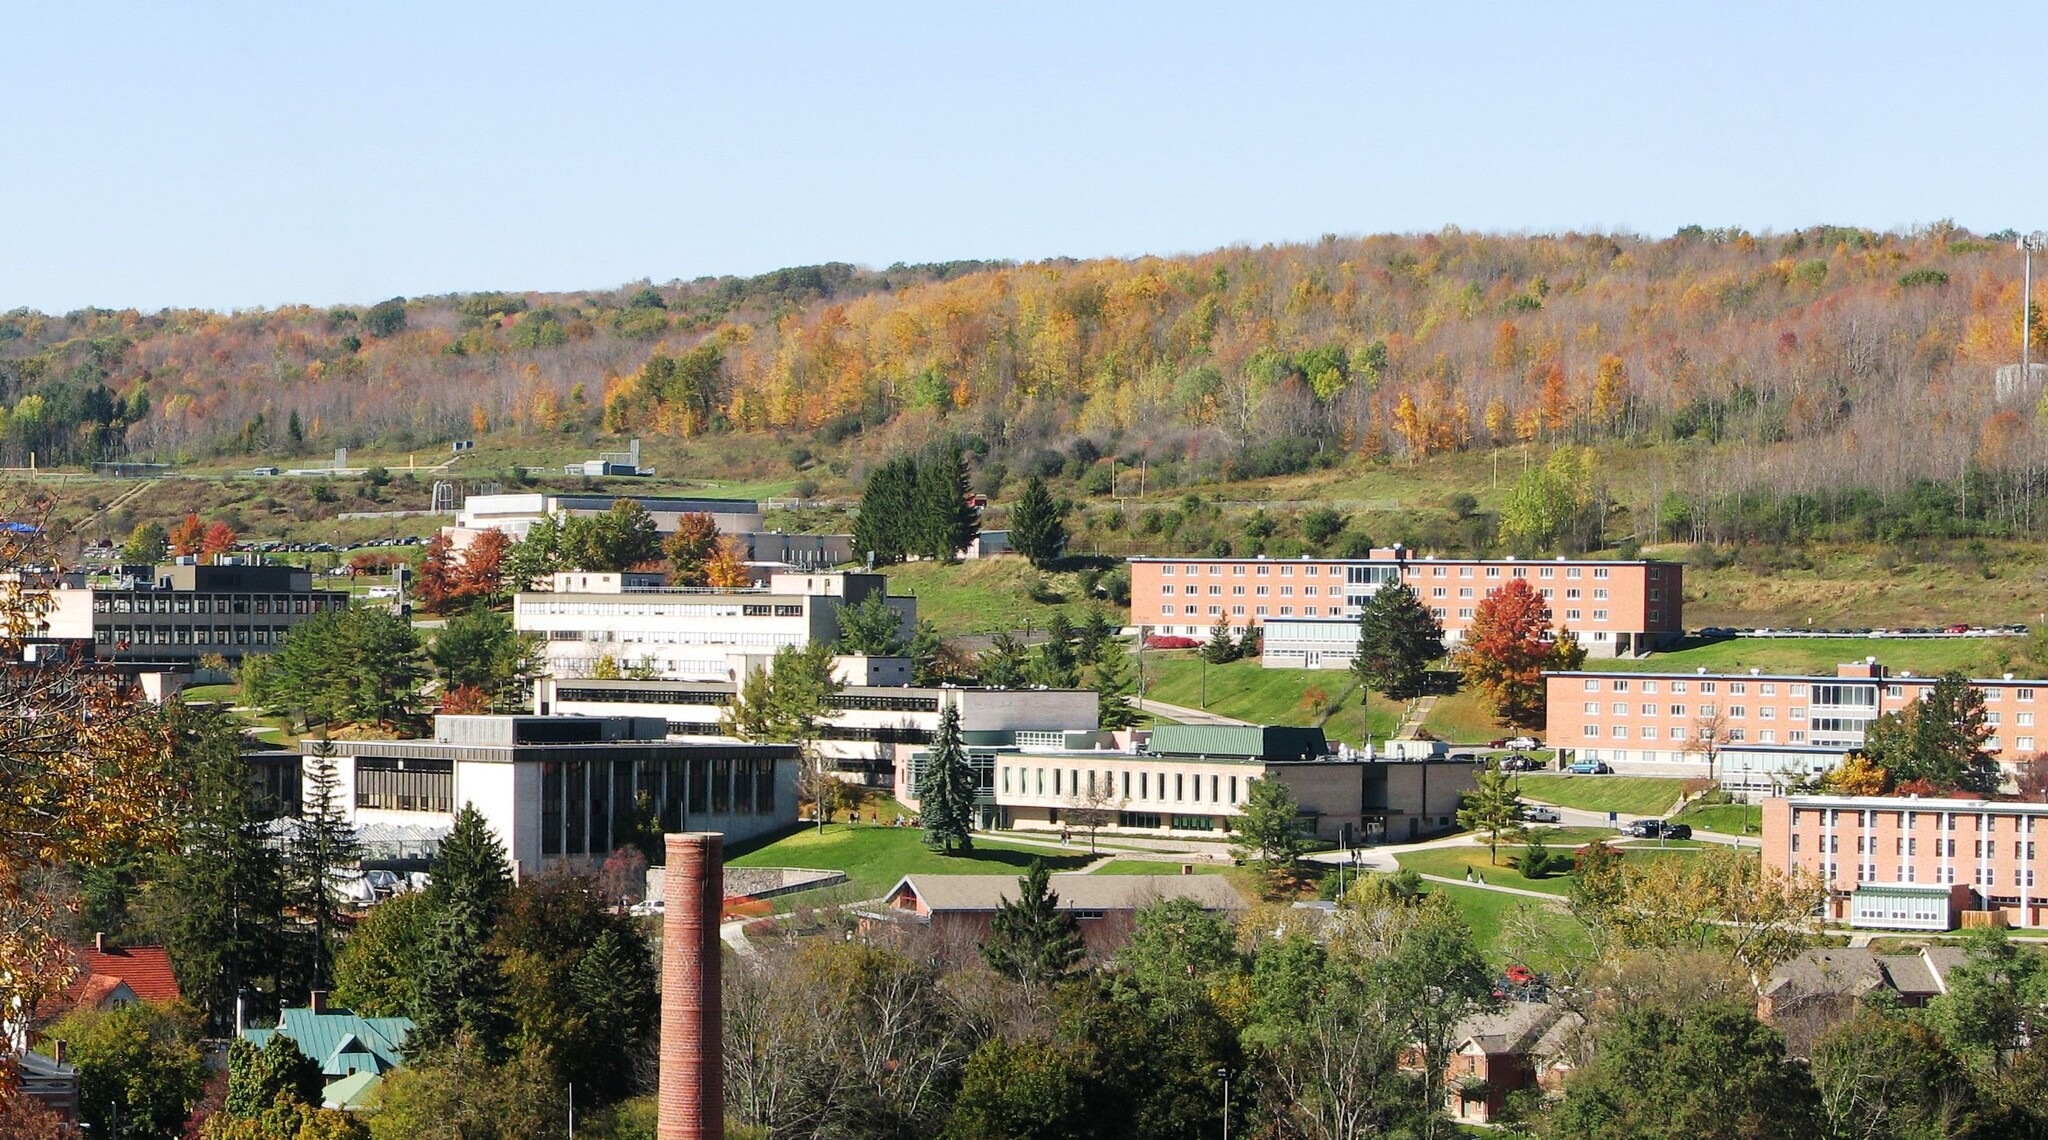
xmin=292 ymin=739 xmax=364 ymax=992
xmin=1090 ymin=637 xmax=1140 ymax=730
xmin=1007 ymin=475 xmax=1067 ymax=568
xmin=908 ymin=618 xmax=948 ymax=686
xmin=981 ymin=860 xmax=1085 ymax=984
xmin=1201 ymin=611 xmax=1240 ymax=664
xmin=411 ymin=804 xmax=514 ymax=1058
xmin=978 ymin=633 xmax=1031 ymax=689
xmin=914 ymin=445 xmax=979 ymax=561
xmin=918 ymin=704 xmax=978 ymax=852
xmin=852 ymin=456 xmax=919 ymax=566
xmin=1077 ymin=607 xmax=1113 ymax=667
xmin=1034 ymin=612 xmax=1080 ymax=687
xmin=1352 ymin=581 xmax=1445 ymax=699
xmin=156 ymin=703 xmax=289 ymax=1033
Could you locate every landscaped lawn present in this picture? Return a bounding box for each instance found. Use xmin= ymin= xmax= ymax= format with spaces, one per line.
xmin=1090 ymin=859 xmax=1225 ymax=875
xmin=1673 ymin=800 xmax=1764 ymax=836
xmin=181 ymin=682 xmax=240 ymax=702
xmin=1418 ymin=688 xmax=1507 ymax=743
xmin=1512 ymin=774 xmax=1686 ymax=816
xmin=1138 ymin=654 xmax=1400 ymax=745
xmin=1394 ymin=843 xmax=1590 ymax=895
xmin=1421 ymin=881 xmax=1588 ymax=968
xmin=726 ymin=823 xmax=1093 ymax=898
xmin=1587 ymin=636 xmax=2008 ymax=677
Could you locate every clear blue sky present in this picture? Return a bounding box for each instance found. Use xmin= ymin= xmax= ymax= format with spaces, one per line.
xmin=4 ymin=2 xmax=2042 ymax=312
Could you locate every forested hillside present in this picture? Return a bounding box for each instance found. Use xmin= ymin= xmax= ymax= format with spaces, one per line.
xmin=7 ymin=223 xmax=2048 ymax=542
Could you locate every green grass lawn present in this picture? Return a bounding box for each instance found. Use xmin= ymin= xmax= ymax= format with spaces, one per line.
xmin=1512 ymin=774 xmax=1686 ymax=816
xmin=1421 ymin=881 xmax=1589 ymax=968
xmin=1138 ymin=654 xmax=1399 ymax=745
xmin=1593 ymin=636 xmax=2010 ymax=677
xmin=1395 ymin=846 xmax=1576 ymax=895
xmin=1090 ymin=859 xmax=1226 ymax=875
xmin=1419 ymin=688 xmax=1508 ymax=742
xmin=1673 ymin=800 xmax=1764 ymax=836
xmin=883 ymin=559 xmax=1127 ymax=638
xmin=181 ymin=682 xmax=240 ymax=702
xmin=726 ymin=823 xmax=1093 ymax=898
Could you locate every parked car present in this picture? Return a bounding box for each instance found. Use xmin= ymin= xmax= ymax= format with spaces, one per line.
xmin=1520 ymin=805 xmax=1561 ymax=823
xmin=1500 ymin=755 xmax=1539 ymax=771
xmin=1660 ymin=822 xmax=1692 ymax=840
xmin=1505 ymin=736 xmax=1540 ymax=751
xmin=627 ymin=898 xmax=666 ymax=918
xmin=1625 ymin=819 xmax=1664 ymax=838
xmin=1567 ymin=760 xmax=1611 ymax=775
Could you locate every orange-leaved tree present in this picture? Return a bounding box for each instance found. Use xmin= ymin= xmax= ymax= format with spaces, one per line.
xmin=663 ymin=512 xmax=721 ymax=586
xmin=168 ymin=512 xmax=205 ymax=557
xmin=414 ymin=534 xmax=457 ymax=613
xmin=454 ymin=528 xmax=509 ymax=603
xmin=0 ymin=505 xmax=178 ymax=1049
xmin=1455 ymin=577 xmax=1567 ymax=729
xmin=200 ymin=520 xmax=238 ymax=564
xmin=705 ymin=536 xmax=750 ymax=588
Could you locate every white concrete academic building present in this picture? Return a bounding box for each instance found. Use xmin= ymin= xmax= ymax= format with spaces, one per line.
xmin=514 ymin=570 xmax=915 ymax=682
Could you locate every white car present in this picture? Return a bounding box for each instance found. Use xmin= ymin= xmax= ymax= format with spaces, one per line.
xmin=627 ymin=898 xmax=666 ymax=918
xmin=1505 ymin=736 xmax=1540 ymax=751
xmin=1520 ymin=805 xmax=1561 ymax=823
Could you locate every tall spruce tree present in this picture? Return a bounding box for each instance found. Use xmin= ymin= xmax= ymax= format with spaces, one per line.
xmin=1090 ymin=637 xmax=1140 ymax=730
xmin=411 ymin=804 xmax=514 ymax=1058
xmin=154 ymin=703 xmax=289 ymax=1033
xmin=918 ymin=704 xmax=978 ymax=853
xmin=981 ymin=860 xmax=1085 ymax=984
xmin=978 ymin=633 xmax=1031 ymax=689
xmin=915 ymin=445 xmax=979 ymax=561
xmin=292 ymin=739 xmax=364 ymax=992
xmin=1034 ymin=612 xmax=1080 ymax=687
xmin=852 ymin=455 xmax=919 ymax=566
xmin=1007 ymin=475 xmax=1067 ymax=568
xmin=1352 ymin=581 xmax=1444 ymax=699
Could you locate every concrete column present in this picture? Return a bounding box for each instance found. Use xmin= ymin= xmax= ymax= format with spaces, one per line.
xmin=659 ymin=832 xmax=723 ymax=1140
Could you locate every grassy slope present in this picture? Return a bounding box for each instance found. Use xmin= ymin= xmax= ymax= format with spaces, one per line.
xmin=1512 ymin=775 xmax=1686 ymax=816
xmin=883 ymin=559 xmax=1126 ymax=636
xmin=725 ymin=823 xmax=1093 ymax=898
xmin=1587 ymin=636 xmax=2017 ymax=677
xmin=1680 ymin=546 xmax=2048 ymax=630
xmin=1421 ymin=881 xmax=1589 ymax=968
xmin=1091 ymin=859 xmax=1225 ymax=875
xmin=1672 ymin=800 xmax=1764 ymax=835
xmin=1137 ymin=654 xmax=1400 ymax=744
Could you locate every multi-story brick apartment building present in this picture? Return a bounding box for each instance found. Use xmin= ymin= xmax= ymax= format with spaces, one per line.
xmin=1762 ymin=793 xmax=2048 ymax=930
xmin=1549 ymin=658 xmax=2048 ymax=792
xmin=1129 ymin=547 xmax=1682 ymax=662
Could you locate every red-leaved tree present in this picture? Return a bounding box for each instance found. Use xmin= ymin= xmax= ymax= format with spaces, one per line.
xmin=1455 ymin=577 xmax=1565 ymax=729
xmin=454 ymin=528 xmax=509 ymax=603
xmin=414 ymin=534 xmax=456 ymax=613
xmin=199 ymin=520 xmax=238 ymax=564
xmin=167 ymin=513 xmax=205 ymax=557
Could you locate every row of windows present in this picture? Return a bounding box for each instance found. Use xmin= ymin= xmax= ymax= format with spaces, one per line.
xmin=1410 ymin=564 xmax=1624 ymax=580
xmin=1584 ymin=678 xmax=1819 ymax=697
xmin=1000 ymin=765 xmax=1242 ymax=806
xmin=539 ymin=755 xmax=778 ymax=858
xmin=1158 ymin=561 xmax=1652 ymax=581
xmin=1581 ymin=724 xmax=1800 ymax=743
xmin=1161 ymin=604 xmax=1335 ymax=618
xmin=357 ymin=758 xmax=455 ymax=813
xmin=96 ymin=593 xmax=344 ymax=615
xmin=558 ymin=687 xmax=732 ymax=706
xmin=522 ymin=600 xmax=786 ymax=618
xmin=1583 ymin=702 xmax=1796 ymax=720
xmin=545 ymin=629 xmax=804 ymax=648
xmin=98 ymin=625 xmax=291 ymax=646
xmin=1161 ymin=583 xmax=1331 ymax=597
xmin=1160 ymin=563 xmax=1337 ymax=577
xmin=1794 ymin=810 xmax=2042 ymax=832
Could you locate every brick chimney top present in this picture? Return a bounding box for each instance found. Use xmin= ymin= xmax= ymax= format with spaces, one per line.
xmin=309 ymin=990 xmax=329 ymax=1014
xmin=94 ymin=931 xmax=104 ymax=953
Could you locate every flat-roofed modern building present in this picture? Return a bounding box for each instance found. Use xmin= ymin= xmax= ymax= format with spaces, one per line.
xmin=1132 ymin=548 xmax=1682 ymax=662
xmin=36 ymin=563 xmax=351 ymax=666
xmin=1762 ymin=793 xmax=2048 ymax=929
xmin=445 ymin=493 xmax=850 ymax=569
xmin=314 ymin=715 xmax=797 ymax=874
xmin=895 ymin=723 xmax=1477 ymax=845
xmin=534 ymin=671 xmax=1098 ymax=786
xmin=514 ymin=569 xmax=914 ymax=682
xmin=1548 ymin=657 xmax=2048 ymax=792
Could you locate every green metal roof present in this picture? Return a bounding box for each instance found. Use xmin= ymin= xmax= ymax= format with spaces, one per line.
xmin=1852 ymin=884 xmax=1952 ymax=900
xmin=244 ymin=1006 xmax=414 ymax=1077
xmin=321 ymin=1070 xmax=383 ymax=1110
xmin=1148 ymin=724 xmax=1328 ymax=761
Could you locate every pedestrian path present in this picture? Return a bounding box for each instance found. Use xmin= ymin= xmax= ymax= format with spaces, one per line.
xmin=1393 ymin=695 xmax=1437 ymax=739
xmin=1136 ymin=698 xmax=1253 ymax=726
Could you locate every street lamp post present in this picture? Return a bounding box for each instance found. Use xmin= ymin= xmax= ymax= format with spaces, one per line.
xmin=1216 ymin=1066 xmax=1236 ymax=1140
xmin=2022 ymin=232 xmax=2048 ymax=393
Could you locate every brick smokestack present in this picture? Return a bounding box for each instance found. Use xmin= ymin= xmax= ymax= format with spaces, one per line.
xmin=659 ymin=832 xmax=724 ymax=1140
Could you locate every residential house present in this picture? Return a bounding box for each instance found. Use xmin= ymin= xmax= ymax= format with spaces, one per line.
xmin=242 ymin=991 xmax=413 ymax=1079
xmin=1757 ymin=945 xmax=1967 ymax=1055
xmin=1434 ymin=1003 xmax=1582 ymax=1126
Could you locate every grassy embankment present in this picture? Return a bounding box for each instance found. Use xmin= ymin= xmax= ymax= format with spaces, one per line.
xmin=1511 ymin=775 xmax=1687 ymax=816
xmin=1136 ymin=653 xmax=1399 ymax=745
xmin=726 ymin=822 xmax=1094 ymax=899
xmin=881 ymin=558 xmax=1126 ymax=637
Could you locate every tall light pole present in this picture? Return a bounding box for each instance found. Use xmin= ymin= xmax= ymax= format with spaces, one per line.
xmin=1216 ymin=1066 xmax=1236 ymax=1140
xmin=2022 ymin=232 xmax=2048 ymax=392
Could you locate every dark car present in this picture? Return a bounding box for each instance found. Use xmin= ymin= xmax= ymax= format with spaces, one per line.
xmin=1625 ymin=819 xmax=1662 ymax=838
xmin=1660 ymin=822 xmax=1692 ymax=840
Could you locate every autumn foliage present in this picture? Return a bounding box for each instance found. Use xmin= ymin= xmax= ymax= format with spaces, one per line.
xmin=1455 ymin=577 xmax=1576 ymax=729
xmin=415 ymin=533 xmax=509 ymax=614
